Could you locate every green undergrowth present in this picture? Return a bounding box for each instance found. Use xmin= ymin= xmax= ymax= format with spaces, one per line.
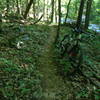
xmin=56 ymin=26 xmax=100 ymax=99
xmin=0 ymin=22 xmax=49 ymax=100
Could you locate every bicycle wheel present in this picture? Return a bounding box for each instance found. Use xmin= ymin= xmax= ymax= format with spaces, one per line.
xmin=60 ymin=34 xmax=74 ymax=56
xmin=69 ymin=45 xmax=83 ymax=71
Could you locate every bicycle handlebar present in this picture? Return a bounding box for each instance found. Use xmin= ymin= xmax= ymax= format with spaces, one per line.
xmin=72 ymin=27 xmax=92 ymax=35
xmin=72 ymin=27 xmax=86 ymax=34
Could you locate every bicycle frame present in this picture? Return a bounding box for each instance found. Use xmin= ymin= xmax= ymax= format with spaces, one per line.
xmin=59 ymin=27 xmax=83 ymax=70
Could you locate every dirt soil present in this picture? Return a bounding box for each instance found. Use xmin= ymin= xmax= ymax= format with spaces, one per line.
xmin=38 ymin=26 xmax=73 ymax=100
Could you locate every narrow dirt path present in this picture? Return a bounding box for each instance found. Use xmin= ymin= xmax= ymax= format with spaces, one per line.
xmin=39 ymin=26 xmax=71 ymax=100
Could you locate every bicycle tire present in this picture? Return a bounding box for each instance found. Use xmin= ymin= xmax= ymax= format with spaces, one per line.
xmin=69 ymin=45 xmax=83 ymax=70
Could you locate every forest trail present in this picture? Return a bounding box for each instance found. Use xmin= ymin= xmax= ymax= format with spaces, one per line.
xmin=39 ymin=25 xmax=71 ymax=100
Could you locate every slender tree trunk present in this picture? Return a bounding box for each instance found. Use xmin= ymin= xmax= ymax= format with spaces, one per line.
xmin=76 ymin=0 xmax=86 ymax=29
xmin=43 ymin=0 xmax=46 ymax=20
xmin=46 ymin=0 xmax=49 ymax=21
xmin=6 ymin=0 xmax=10 ymax=13
xmin=64 ymin=0 xmax=72 ymax=23
xmin=55 ymin=0 xmax=61 ymax=43
xmin=55 ymin=0 xmax=58 ymax=23
xmin=51 ymin=0 xmax=54 ymax=23
xmin=0 ymin=14 xmax=2 ymax=31
xmin=19 ymin=0 xmax=22 ymax=14
xmin=33 ymin=0 xmax=36 ymax=19
xmin=44 ymin=0 xmax=47 ymax=20
xmin=16 ymin=0 xmax=20 ymax=14
xmin=23 ymin=0 xmax=33 ymax=19
xmin=84 ymin=0 xmax=93 ymax=29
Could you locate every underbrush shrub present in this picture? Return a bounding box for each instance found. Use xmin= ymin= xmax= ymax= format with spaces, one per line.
xmin=0 ymin=23 xmax=50 ymax=100
xmin=0 ymin=58 xmax=42 ymax=100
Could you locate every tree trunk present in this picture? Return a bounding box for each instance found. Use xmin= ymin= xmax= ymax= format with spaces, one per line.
xmin=16 ymin=0 xmax=20 ymax=14
xmin=64 ymin=0 xmax=72 ymax=23
xmin=84 ymin=0 xmax=93 ymax=30
xmin=55 ymin=0 xmax=57 ymax=23
xmin=55 ymin=0 xmax=61 ymax=43
xmin=0 ymin=14 xmax=2 ymax=32
xmin=51 ymin=0 xmax=54 ymax=23
xmin=43 ymin=0 xmax=46 ymax=20
xmin=33 ymin=0 xmax=36 ymax=19
xmin=46 ymin=0 xmax=49 ymax=21
xmin=23 ymin=0 xmax=33 ymax=19
xmin=19 ymin=0 xmax=22 ymax=14
xmin=6 ymin=0 xmax=10 ymax=13
xmin=76 ymin=0 xmax=86 ymax=29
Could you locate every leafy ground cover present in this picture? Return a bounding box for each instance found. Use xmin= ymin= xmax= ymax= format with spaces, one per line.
xmin=0 ymin=22 xmax=49 ymax=100
xmin=56 ymin=26 xmax=100 ymax=100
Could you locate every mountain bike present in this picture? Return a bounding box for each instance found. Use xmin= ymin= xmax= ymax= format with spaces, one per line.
xmin=59 ymin=28 xmax=83 ymax=72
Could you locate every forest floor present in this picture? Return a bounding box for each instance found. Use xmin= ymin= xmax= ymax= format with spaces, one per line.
xmin=38 ymin=26 xmax=73 ymax=100
xmin=0 ymin=22 xmax=100 ymax=100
